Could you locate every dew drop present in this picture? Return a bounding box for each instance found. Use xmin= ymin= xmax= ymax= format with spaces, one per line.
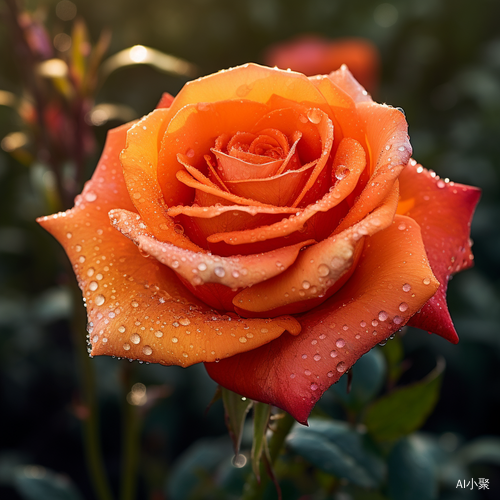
xmin=437 ymin=179 xmax=446 ymax=188
xmin=336 ymin=339 xmax=345 ymax=348
xmin=118 ymin=326 xmax=126 ymax=333
xmin=399 ymin=302 xmax=409 ymax=312
xmin=336 ymin=361 xmax=346 ymax=373
xmin=398 ymin=222 xmax=406 ymax=231
xmin=143 ymin=345 xmax=153 ymax=355
xmin=87 ymin=268 xmax=95 ymax=277
xmin=335 ymin=166 xmax=350 ymax=181
xmin=310 ymin=383 xmax=318 ymax=391
xmin=123 ymin=343 xmax=131 ymax=351
xmin=402 ymin=283 xmax=411 ymax=292
xmin=393 ymin=315 xmax=404 ymax=325
xmin=95 ymin=294 xmax=105 ymax=306
xmin=179 ymin=318 xmax=191 ymax=326
xmin=66 ymin=232 xmax=72 ymax=239
xmin=306 ymin=108 xmax=322 ymax=124
xmin=327 ymin=371 xmax=334 ymax=378
xmin=131 ymin=301 xmax=139 ymax=308
xmin=186 ymin=148 xmax=195 ymax=158
xmin=378 ymin=311 xmax=389 ymax=322
xmin=317 ymin=264 xmax=330 ymax=277
xmin=214 ymin=266 xmax=226 ymax=278
xmin=85 ymin=191 xmax=97 ymax=202
xmin=330 ymin=350 xmax=338 ymax=358
xmin=302 ymin=280 xmax=311 ymax=290
xmin=360 ymin=321 xmax=366 ymax=328
xmin=130 ymin=333 xmax=141 ymax=344
xmin=313 ymin=354 xmax=321 ymax=361
xmin=197 ymin=262 xmax=207 ymax=271
xmin=423 ymin=277 xmax=431 ymax=285
xmin=239 ymin=336 xmax=247 ymax=343
xmin=304 ymin=369 xmax=311 ymax=376
xmin=89 ymin=281 xmax=98 ymax=292
xmin=171 ymin=337 xmax=178 ymax=343
xmin=155 ymin=330 xmax=163 ymax=338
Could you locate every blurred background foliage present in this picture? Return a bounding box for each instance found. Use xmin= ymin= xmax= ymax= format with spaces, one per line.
xmin=0 ymin=0 xmax=499 ymax=499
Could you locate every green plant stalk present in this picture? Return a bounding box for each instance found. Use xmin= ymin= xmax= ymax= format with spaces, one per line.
xmin=242 ymin=410 xmax=295 ymax=500
xmin=120 ymin=365 xmax=142 ymax=500
xmin=71 ymin=279 xmax=115 ymax=500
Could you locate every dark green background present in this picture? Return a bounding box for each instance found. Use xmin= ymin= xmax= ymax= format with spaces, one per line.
xmin=1 ymin=0 xmax=499 ymax=499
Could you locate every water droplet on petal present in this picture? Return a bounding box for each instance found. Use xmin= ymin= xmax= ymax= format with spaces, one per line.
xmin=89 ymin=281 xmax=98 ymax=292
xmin=336 ymin=361 xmax=346 ymax=373
xmin=310 ymin=383 xmax=318 ymax=391
xmin=378 ymin=311 xmax=389 ymax=322
xmin=336 ymin=339 xmax=345 ymax=348
xmin=143 ymin=345 xmax=152 ymax=355
xmin=399 ymin=302 xmax=409 ymax=312
xmin=95 ymin=295 xmax=105 ymax=306
xmin=171 ymin=337 xmax=178 ymax=343
xmin=317 ymin=264 xmax=330 ymax=277
xmin=313 ymin=354 xmax=321 ymax=361
xmin=307 ymin=108 xmax=322 ymax=124
xmin=423 ymin=277 xmax=431 ymax=285
xmin=123 ymin=343 xmax=131 ymax=351
xmin=130 ymin=333 xmax=141 ymax=344
xmin=214 ymin=266 xmax=225 ymax=278
xmin=402 ymin=283 xmax=411 ymax=292
xmin=330 ymin=350 xmax=338 ymax=358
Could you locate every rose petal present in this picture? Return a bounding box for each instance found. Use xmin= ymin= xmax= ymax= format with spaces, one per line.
xmin=168 ymin=204 xmax=298 ymax=218
xmin=333 ymin=104 xmax=412 ymax=234
xmin=120 ymin=109 xmax=201 ymax=251
xmin=205 ymin=215 xmax=439 ymax=423
xmin=38 ymin=125 xmax=301 ymax=366
xmin=327 ymin=64 xmax=373 ymax=104
xmin=207 ymin=137 xmax=366 ymax=246
xmin=398 ymin=162 xmax=481 ymax=343
xmin=110 ymin=208 xmax=315 ymax=290
xmin=224 ymin=159 xmax=317 ymax=206
xmin=158 ymin=99 xmax=271 ymax=205
xmin=165 ymin=63 xmax=332 ymax=119
xmin=213 ymin=149 xmax=284 ymax=181
xmin=233 ymin=179 xmax=399 ymax=315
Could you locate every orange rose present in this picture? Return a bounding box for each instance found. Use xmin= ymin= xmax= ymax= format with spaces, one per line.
xmin=38 ymin=64 xmax=480 ymax=423
xmin=264 ymin=35 xmax=380 ymax=93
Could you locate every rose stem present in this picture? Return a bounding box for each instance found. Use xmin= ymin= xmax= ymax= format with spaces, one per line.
xmin=70 ymin=275 xmax=115 ymax=500
xmin=242 ymin=410 xmax=295 ymax=500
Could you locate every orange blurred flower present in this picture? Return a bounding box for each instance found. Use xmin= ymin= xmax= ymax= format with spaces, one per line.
xmin=39 ymin=64 xmax=479 ymax=422
xmin=264 ymin=35 xmax=380 ymax=94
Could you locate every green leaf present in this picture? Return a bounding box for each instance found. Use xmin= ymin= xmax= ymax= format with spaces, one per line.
xmin=221 ymin=387 xmax=253 ymax=456
xmin=251 ymin=403 xmax=271 ymax=481
xmin=333 ymin=348 xmax=386 ymax=411
xmin=388 ymin=436 xmax=437 ymax=500
xmin=13 ymin=466 xmax=84 ymax=500
xmin=286 ymin=418 xmax=386 ymax=488
xmin=365 ymin=359 xmax=444 ymax=442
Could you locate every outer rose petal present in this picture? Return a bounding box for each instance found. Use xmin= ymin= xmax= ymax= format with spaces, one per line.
xmin=233 ymin=181 xmax=399 ymax=315
xmin=38 ymin=125 xmax=301 ymax=367
xmin=205 ymin=215 xmax=439 ymax=423
xmin=120 ymin=109 xmax=201 ymax=252
xmin=397 ymin=162 xmax=481 ymax=343
xmin=109 ymin=208 xmax=315 ymax=290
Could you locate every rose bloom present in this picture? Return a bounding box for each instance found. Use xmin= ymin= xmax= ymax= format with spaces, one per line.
xmin=39 ymin=64 xmax=479 ymax=423
xmin=264 ymin=35 xmax=380 ymax=94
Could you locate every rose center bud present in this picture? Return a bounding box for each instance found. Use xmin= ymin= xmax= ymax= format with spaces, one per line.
xmin=210 ymin=128 xmax=302 ymax=184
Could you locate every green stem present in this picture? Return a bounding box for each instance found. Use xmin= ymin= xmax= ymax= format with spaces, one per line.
xmin=242 ymin=411 xmax=295 ymax=500
xmin=120 ymin=365 xmax=142 ymax=500
xmin=70 ymin=280 xmax=115 ymax=500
